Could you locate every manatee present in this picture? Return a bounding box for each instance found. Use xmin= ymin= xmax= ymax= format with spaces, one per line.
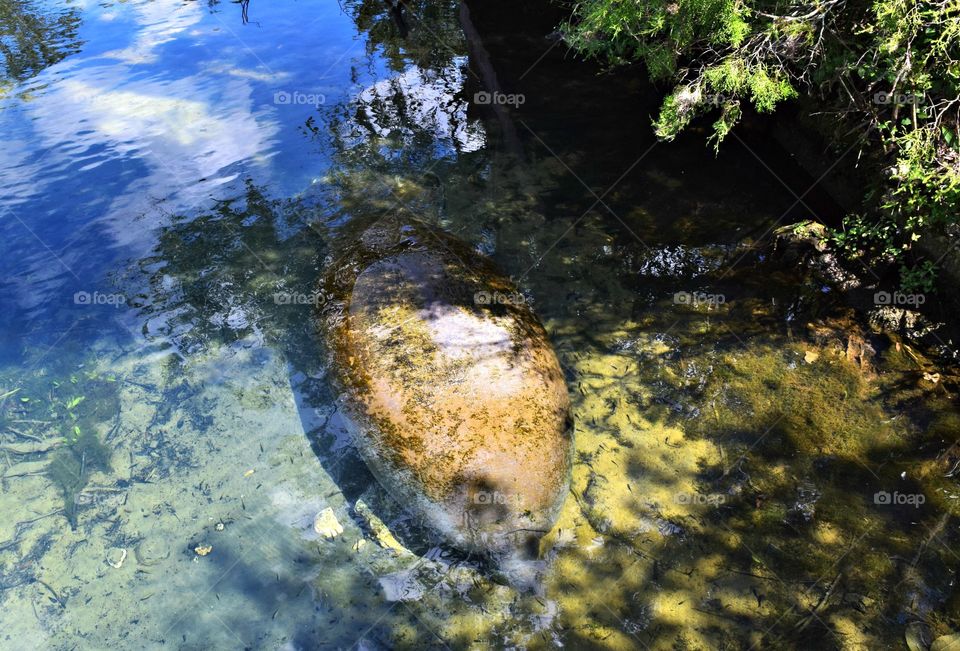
xmin=317 ymin=216 xmax=572 ymax=564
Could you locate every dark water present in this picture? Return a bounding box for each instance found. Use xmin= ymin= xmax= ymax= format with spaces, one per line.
xmin=2 ymin=0 xmax=960 ymax=649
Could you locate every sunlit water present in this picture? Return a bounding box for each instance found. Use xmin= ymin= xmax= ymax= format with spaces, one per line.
xmin=2 ymin=0 xmax=960 ymax=649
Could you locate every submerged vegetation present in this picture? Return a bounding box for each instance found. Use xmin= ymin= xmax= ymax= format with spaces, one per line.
xmin=1 ymin=361 xmax=118 ymax=528
xmin=563 ymin=0 xmax=960 ymax=281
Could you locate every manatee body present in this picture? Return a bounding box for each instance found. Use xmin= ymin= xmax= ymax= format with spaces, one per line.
xmin=318 ymin=216 xmax=571 ymax=560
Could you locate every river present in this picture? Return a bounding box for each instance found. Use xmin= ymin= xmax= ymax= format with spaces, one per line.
xmin=1 ymin=0 xmax=959 ymax=648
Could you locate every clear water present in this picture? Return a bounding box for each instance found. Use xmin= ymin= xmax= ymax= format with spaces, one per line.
xmin=2 ymin=0 xmax=960 ymax=649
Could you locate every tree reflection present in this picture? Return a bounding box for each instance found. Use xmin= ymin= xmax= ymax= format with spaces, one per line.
xmin=134 ymin=180 xmax=324 ymax=359
xmin=345 ymin=0 xmax=464 ymax=72
xmin=131 ymin=0 xmax=478 ymax=357
xmin=0 ymin=0 xmax=83 ymax=89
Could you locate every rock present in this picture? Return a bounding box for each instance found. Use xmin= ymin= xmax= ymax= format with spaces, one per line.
xmin=869 ymin=306 xmax=941 ymax=339
xmin=317 ymin=216 xmax=572 ymax=561
xmin=775 ymin=220 xmax=830 ymax=254
xmin=771 ymin=221 xmax=861 ymax=290
xmin=786 ymin=481 xmax=820 ymax=525
xmin=845 ymin=333 xmax=876 ymax=376
xmin=378 ymin=569 xmax=425 ymax=602
xmin=313 ymin=507 xmax=344 ymax=539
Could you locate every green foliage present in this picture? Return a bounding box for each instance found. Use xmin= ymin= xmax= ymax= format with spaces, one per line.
xmin=900 ymin=260 xmax=938 ymax=294
xmin=44 ymin=370 xmax=117 ymax=527
xmin=565 ymin=0 xmax=960 ymax=267
xmin=563 ymin=0 xmax=747 ymax=75
xmin=829 ymin=213 xmax=901 ymax=261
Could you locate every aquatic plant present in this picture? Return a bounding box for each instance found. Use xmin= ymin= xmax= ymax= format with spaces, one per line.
xmin=0 ymin=359 xmax=119 ymax=528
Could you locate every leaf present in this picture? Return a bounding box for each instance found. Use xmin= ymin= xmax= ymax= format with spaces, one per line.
xmin=65 ymin=396 xmax=85 ymax=410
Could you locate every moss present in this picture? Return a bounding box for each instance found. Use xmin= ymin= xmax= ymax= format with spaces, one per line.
xmin=689 ymin=344 xmax=902 ymax=460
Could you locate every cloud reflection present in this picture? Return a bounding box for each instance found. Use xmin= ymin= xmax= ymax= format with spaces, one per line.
xmin=356 ymin=58 xmax=485 ymax=154
xmin=0 ymin=0 xmax=281 ymax=320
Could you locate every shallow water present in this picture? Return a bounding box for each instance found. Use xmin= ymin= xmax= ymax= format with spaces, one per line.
xmin=2 ymin=0 xmax=960 ymax=649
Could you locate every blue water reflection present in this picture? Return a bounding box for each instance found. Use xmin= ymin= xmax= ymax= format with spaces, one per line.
xmin=0 ymin=0 xmax=418 ymax=360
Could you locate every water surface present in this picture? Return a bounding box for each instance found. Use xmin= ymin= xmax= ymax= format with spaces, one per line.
xmin=2 ymin=0 xmax=960 ymax=649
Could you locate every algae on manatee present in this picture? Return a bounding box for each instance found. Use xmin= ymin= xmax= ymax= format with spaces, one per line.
xmin=316 ymin=215 xmax=572 ymax=560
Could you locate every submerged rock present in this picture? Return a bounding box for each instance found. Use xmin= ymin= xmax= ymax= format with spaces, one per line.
xmin=317 ymin=216 xmax=572 ymax=562
xmin=313 ymin=507 xmax=344 ymax=539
